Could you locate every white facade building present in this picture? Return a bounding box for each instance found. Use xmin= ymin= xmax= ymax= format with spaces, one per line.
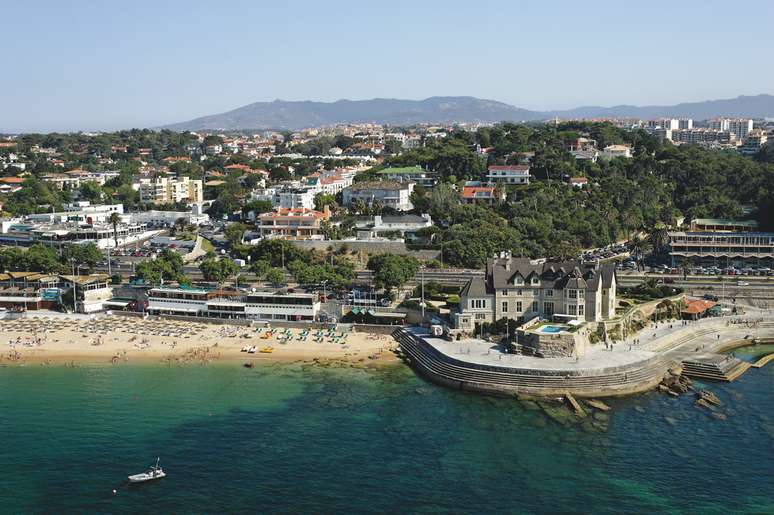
xmin=486 ymin=165 xmax=530 ymax=184
xmin=342 ymin=181 xmax=414 ymax=211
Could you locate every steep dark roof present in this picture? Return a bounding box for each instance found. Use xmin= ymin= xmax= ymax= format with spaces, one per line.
xmin=487 ymin=257 xmax=616 ymax=291
xmin=460 ymin=276 xmax=489 ymax=298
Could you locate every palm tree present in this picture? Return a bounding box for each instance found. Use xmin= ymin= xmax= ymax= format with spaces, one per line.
xmin=628 ymin=235 xmax=652 ymax=271
xmin=108 ymin=212 xmax=121 ymax=249
xmin=648 ymin=222 xmax=670 ymax=257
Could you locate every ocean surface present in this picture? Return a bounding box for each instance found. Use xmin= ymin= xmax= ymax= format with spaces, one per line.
xmin=0 ymin=357 xmax=772 ymax=514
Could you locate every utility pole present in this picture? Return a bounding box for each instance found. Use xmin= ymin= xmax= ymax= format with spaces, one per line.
xmin=420 ymin=266 xmax=425 ymax=320
xmin=71 ymin=260 xmax=77 ymax=314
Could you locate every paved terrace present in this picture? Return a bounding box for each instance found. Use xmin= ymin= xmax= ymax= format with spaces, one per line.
xmin=397 ymin=310 xmax=774 ymax=397
xmin=417 ymin=330 xmax=656 ymax=373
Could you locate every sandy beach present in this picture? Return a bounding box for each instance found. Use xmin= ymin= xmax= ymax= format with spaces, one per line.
xmin=0 ymin=314 xmax=399 ymax=366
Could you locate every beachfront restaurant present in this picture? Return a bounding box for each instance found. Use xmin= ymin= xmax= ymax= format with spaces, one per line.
xmin=681 ymin=298 xmax=720 ymax=320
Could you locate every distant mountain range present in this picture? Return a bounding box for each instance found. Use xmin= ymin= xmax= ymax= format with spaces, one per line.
xmin=162 ymin=94 xmax=774 ymax=131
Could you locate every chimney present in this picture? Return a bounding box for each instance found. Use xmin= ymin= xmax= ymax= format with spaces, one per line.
xmin=505 ymin=257 xmax=511 ymax=271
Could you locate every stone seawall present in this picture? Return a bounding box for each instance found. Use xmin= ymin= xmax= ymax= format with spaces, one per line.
xmin=393 ymin=328 xmax=670 ymax=398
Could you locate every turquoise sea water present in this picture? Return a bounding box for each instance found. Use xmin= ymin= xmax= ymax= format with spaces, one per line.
xmin=0 ymin=361 xmax=772 ymax=514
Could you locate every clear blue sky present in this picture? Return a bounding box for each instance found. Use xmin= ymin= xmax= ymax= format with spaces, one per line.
xmin=3 ymin=0 xmax=773 ymax=132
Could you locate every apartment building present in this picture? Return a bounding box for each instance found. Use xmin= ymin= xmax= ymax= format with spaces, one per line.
xmin=305 ymin=168 xmax=357 ymax=195
xmin=708 ymin=118 xmax=753 ymax=140
xmin=342 ymin=181 xmax=414 ymax=211
xmin=669 ymin=218 xmax=774 ymax=268
xmin=256 ymin=207 xmax=331 ymax=240
xmin=486 ymin=165 xmax=530 ymax=185
xmin=670 ymin=129 xmax=735 ymax=145
xmin=138 ymin=176 xmax=204 ymax=204
xmin=647 ymin=118 xmax=693 ymax=130
xmin=454 ymin=256 xmax=617 ymax=331
xmin=739 ymin=129 xmax=768 ymax=155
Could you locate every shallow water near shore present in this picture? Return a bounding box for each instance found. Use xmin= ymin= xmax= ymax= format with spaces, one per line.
xmin=1 ymin=362 xmax=772 ymax=513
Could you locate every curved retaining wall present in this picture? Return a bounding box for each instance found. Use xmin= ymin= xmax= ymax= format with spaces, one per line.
xmin=393 ymin=328 xmax=671 ymax=398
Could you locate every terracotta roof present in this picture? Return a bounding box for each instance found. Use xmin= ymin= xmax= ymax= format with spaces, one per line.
xmin=682 ymin=299 xmax=717 ymax=315
xmin=261 ymin=207 xmax=328 ymax=219
xmin=0 ymin=177 xmax=25 ymax=184
xmin=461 ymin=186 xmax=495 ymax=198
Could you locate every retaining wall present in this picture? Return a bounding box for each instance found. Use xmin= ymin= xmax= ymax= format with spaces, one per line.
xmin=393 ymin=328 xmax=670 ymax=398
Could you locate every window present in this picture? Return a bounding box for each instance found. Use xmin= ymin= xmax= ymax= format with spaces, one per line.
xmin=579 ymin=290 xmax=585 ymax=299
xmin=568 ymin=305 xmax=577 ymax=315
xmin=516 ymin=301 xmax=522 ymax=312
xmin=531 ymin=277 xmax=539 ymax=285
xmin=475 ymin=313 xmax=486 ymax=320
xmin=568 ymin=289 xmax=577 ymax=299
xmin=516 ymin=289 xmax=522 ymax=296
xmin=501 ymin=290 xmax=508 ymax=296
xmin=514 ymin=277 xmax=523 ymax=285
xmin=578 ymin=304 xmax=584 ymax=316
xmin=545 ymin=289 xmax=553 ymax=297
xmin=471 ymin=299 xmax=486 ymax=309
xmin=544 ymin=302 xmax=554 ymax=316
xmin=502 ymin=301 xmax=508 ymax=313
xmin=532 ymin=301 xmax=538 ymax=312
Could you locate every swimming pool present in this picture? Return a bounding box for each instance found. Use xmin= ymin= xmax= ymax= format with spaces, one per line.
xmin=539 ymin=325 xmax=563 ymax=334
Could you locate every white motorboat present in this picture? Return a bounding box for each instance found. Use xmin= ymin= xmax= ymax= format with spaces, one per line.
xmin=248 ymin=346 xmax=256 ymax=353
xmin=128 ymin=458 xmax=166 ymax=483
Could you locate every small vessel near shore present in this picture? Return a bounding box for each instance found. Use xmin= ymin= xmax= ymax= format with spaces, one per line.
xmin=128 ymin=458 xmax=166 ymax=483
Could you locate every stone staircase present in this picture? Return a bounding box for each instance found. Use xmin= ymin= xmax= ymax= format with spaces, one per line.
xmin=392 ymin=328 xmax=670 ymax=397
xmin=655 ymin=327 xmax=719 ymax=353
xmin=681 ymin=355 xmax=751 ymax=382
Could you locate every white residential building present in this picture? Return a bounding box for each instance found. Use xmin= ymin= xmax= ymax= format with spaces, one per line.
xmin=342 ymin=181 xmax=414 ymax=211
xmin=708 ymin=118 xmax=753 ymax=140
xmin=486 ymin=165 xmax=530 ymax=185
xmin=600 ymin=144 xmax=632 ymax=159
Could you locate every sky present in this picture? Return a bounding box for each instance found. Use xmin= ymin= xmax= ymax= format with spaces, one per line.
xmin=2 ymin=0 xmax=773 ymax=133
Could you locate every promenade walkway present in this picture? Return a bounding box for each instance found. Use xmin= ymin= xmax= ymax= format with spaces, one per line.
xmin=394 ymin=310 xmax=774 ymax=397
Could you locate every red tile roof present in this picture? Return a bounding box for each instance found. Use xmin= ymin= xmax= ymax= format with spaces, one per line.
xmin=682 ymin=299 xmax=717 ymax=315
xmin=461 ymin=186 xmax=495 ymax=198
